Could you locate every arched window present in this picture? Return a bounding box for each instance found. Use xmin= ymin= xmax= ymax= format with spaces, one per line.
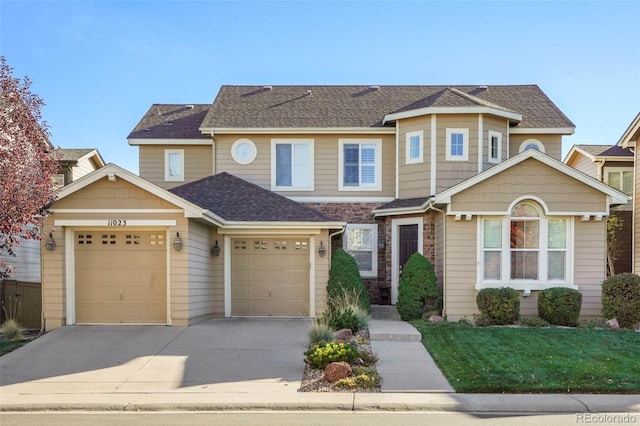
xmin=510 ymin=202 xmax=540 ymax=279
xmin=518 ymin=139 xmax=545 ymax=153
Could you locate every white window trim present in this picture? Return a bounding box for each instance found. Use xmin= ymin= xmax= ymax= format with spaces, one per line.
xmin=476 ymin=212 xmax=575 ymax=291
xmin=405 ymin=130 xmax=424 ymax=164
xmin=604 ymin=167 xmax=634 ymax=196
xmin=270 ymin=139 xmax=315 ymax=191
xmin=343 ymin=224 xmax=378 ymax=278
xmin=518 ymin=139 xmax=546 ymax=153
xmin=338 ymin=139 xmax=382 ymax=192
xmin=445 ymin=128 xmax=469 ymax=161
xmin=164 ymin=149 xmax=184 ymax=182
xmin=231 ymin=138 xmax=258 ymax=165
xmin=488 ymin=130 xmax=502 ymax=164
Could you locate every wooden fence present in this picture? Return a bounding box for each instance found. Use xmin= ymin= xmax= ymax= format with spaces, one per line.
xmin=1 ymin=280 xmax=41 ymax=330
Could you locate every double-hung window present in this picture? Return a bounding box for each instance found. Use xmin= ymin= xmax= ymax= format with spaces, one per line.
xmin=165 ymin=149 xmax=184 ymax=182
xmin=271 ymin=139 xmax=314 ymax=191
xmin=488 ymin=130 xmax=502 ymax=163
xmin=446 ymin=128 xmax=469 ymax=161
xmin=405 ymin=131 xmax=423 ymax=164
xmin=606 ymin=169 xmax=634 ymax=196
xmin=343 ymin=224 xmax=378 ymax=277
xmin=480 ymin=201 xmax=571 ymax=289
xmin=339 ymin=139 xmax=382 ymax=191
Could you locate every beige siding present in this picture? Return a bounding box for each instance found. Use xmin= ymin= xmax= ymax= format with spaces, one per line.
xmin=139 ymin=145 xmax=213 ymax=189
xmin=187 ymin=221 xmax=214 ymax=321
xmin=451 ymin=159 xmax=607 ymax=214
xmin=398 ymin=116 xmax=431 ymax=198
xmin=566 ymin=152 xmax=598 ymax=177
xmin=635 ymin=146 xmax=640 ymax=273
xmin=442 ymin=217 xmax=478 ymax=320
xmin=509 ymin=134 xmax=563 ymax=160
xmin=214 ymin=134 xmax=396 ymax=198
xmin=574 ymin=219 xmax=607 ymax=318
xmin=41 ymin=219 xmax=66 ymax=330
xmin=436 ymin=114 xmax=480 ymax=192
xmin=482 ymin=116 xmax=509 ymax=171
xmin=71 ymin=155 xmax=101 ymax=181
xmin=210 ymin=228 xmax=225 ymax=316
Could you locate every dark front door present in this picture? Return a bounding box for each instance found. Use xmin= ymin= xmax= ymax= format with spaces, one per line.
xmin=399 ymin=224 xmax=419 ymax=277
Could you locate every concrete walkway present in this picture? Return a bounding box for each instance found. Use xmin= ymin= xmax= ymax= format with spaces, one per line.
xmin=369 ymin=319 xmax=455 ymax=393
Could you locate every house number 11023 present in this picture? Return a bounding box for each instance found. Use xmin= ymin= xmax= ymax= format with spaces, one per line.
xmin=107 ymin=219 xmax=127 ymax=226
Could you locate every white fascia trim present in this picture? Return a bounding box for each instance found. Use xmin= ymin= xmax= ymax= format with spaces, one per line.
xmin=50 ymin=209 xmax=184 ymax=214
xmin=594 ymin=156 xmax=635 ymax=162
xmin=54 ymin=219 xmax=177 ymax=227
xmin=509 ymin=127 xmax=575 ymax=135
xmin=383 ymin=106 xmax=522 ymax=124
xmin=372 ymin=199 xmax=432 ymax=217
xmin=563 ymin=145 xmax=597 ymax=164
xmin=128 ymin=138 xmax=212 ymax=146
xmin=617 ymin=112 xmax=640 ymax=148
xmin=77 ymin=149 xmax=106 ymax=168
xmin=434 ymin=150 xmax=629 ymax=205
xmin=216 ymin=221 xmax=346 ymax=233
xmin=55 ymin=163 xmax=209 ymax=219
xmin=443 ymin=209 xmax=611 ymax=218
xmin=287 ymin=196 xmax=394 ymax=203
xmin=201 ymin=127 xmax=396 ymax=135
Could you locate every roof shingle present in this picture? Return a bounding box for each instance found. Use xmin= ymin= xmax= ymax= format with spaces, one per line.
xmin=128 ymin=104 xmax=210 ymax=139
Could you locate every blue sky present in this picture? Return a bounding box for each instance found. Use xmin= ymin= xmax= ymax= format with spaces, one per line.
xmin=2 ymin=1 xmax=639 ymax=174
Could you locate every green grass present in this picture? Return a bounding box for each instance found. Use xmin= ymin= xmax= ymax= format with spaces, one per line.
xmin=0 ymin=339 xmax=28 ymax=356
xmin=411 ymin=320 xmax=640 ymax=393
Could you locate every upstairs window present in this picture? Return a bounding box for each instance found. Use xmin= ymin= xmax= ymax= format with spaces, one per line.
xmin=488 ymin=131 xmax=502 ymax=163
xmin=271 ymin=139 xmax=314 ymax=191
xmin=165 ymin=149 xmax=184 ymax=182
xmin=339 ymin=139 xmax=382 ymax=191
xmin=606 ymin=169 xmax=634 ymax=196
xmin=405 ymin=130 xmax=423 ymax=164
xmin=446 ymin=128 xmax=469 ymax=161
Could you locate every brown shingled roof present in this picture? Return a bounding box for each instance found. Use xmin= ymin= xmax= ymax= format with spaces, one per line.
xmin=128 ymin=104 xmax=210 ymax=139
xmin=202 ymin=85 xmax=574 ymax=130
xmin=169 ymin=172 xmax=340 ymax=223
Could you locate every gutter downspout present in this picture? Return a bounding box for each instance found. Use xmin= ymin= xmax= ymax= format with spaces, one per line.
xmin=328 ymin=227 xmax=346 ymax=265
xmin=426 ymin=201 xmax=447 ymax=319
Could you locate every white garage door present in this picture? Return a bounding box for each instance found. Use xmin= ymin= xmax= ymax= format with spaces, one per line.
xmin=74 ymin=231 xmax=167 ymax=324
xmin=231 ymin=238 xmax=309 ymax=316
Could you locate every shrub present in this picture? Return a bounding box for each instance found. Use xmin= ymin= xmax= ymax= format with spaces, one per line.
xmin=327 ymin=248 xmax=370 ymax=312
xmin=304 ymin=341 xmax=359 ymax=369
xmin=329 ymin=308 xmax=360 ymax=332
xmin=538 ymin=287 xmax=582 ymax=327
xmin=334 ymin=366 xmax=381 ymax=389
xmin=602 ymin=273 xmax=640 ymax=329
xmin=396 ymin=253 xmax=440 ymax=321
xmin=308 ymin=315 xmax=334 ymax=345
xmin=329 ymin=287 xmax=370 ymax=329
xmin=519 ymin=316 xmax=550 ymax=328
xmin=0 ymin=319 xmax=24 ymax=341
xmin=357 ymin=348 xmax=379 ymax=367
xmin=476 ymin=287 xmax=520 ymax=325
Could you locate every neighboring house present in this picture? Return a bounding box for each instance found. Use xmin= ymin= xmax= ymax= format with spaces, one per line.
xmin=0 ymin=148 xmax=104 ymax=328
xmin=565 ymin=144 xmax=634 ymax=273
xmin=40 ymin=85 xmax=627 ymax=331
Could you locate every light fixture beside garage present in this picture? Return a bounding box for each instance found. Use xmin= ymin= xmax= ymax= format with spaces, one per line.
xmin=172 ymin=232 xmax=183 ymax=251
xmin=211 ymin=240 xmax=220 ymax=256
xmin=318 ymin=241 xmax=327 ymax=257
xmin=44 ymin=230 xmax=56 ymax=251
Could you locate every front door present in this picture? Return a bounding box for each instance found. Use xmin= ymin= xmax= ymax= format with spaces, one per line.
xmin=399 ymin=224 xmax=419 ymax=279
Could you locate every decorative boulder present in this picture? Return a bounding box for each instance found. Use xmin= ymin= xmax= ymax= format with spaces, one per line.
xmin=334 ymin=328 xmax=353 ymax=342
xmin=606 ymin=318 xmax=620 ymax=329
xmin=429 ymin=315 xmax=444 ymax=323
xmin=324 ymin=361 xmax=352 ymax=383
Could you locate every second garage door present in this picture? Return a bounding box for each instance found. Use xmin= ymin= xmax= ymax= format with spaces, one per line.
xmin=231 ymin=238 xmax=309 ymax=316
xmin=75 ymin=230 xmax=167 ymax=324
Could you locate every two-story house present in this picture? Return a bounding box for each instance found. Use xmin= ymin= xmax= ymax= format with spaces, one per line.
xmin=40 ymin=85 xmax=627 ymax=330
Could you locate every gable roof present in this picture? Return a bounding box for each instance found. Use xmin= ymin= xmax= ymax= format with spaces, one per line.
xmin=128 ymin=104 xmax=210 ymax=141
xmin=617 ymin=112 xmax=640 ymax=148
xmin=564 ymin=144 xmax=634 ymax=165
xmin=435 ymin=149 xmax=629 ymax=207
xmin=169 ymin=172 xmax=344 ymax=225
xmin=59 ymin=148 xmax=106 ymax=166
xmin=199 ymin=85 xmax=574 ymax=132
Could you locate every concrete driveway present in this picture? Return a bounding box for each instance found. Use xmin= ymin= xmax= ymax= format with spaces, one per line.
xmin=0 ymin=318 xmax=311 ymax=396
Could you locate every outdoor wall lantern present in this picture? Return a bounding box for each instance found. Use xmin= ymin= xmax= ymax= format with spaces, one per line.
xmin=378 ymin=239 xmax=386 ymax=250
xmin=318 ymin=240 xmax=327 ymax=257
xmin=211 ymin=240 xmax=220 ymax=257
xmin=44 ymin=231 xmax=56 ymax=252
xmin=173 ymin=232 xmax=183 ymax=251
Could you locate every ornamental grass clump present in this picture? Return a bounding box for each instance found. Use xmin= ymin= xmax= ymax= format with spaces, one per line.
xmin=308 ymin=315 xmax=334 ymax=345
xmin=329 ymin=287 xmax=370 ymax=331
xmin=602 ymin=273 xmax=640 ymax=329
xmin=396 ymin=253 xmax=441 ymax=321
xmin=0 ymin=319 xmax=24 ymax=341
xmin=538 ymin=287 xmax=582 ymax=327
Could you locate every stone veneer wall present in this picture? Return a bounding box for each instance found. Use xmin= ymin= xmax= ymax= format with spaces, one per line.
xmin=303 ymin=202 xmax=387 ymax=304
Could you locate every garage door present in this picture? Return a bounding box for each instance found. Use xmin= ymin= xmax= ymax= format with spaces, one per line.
xmin=231 ymin=238 xmax=309 ymax=316
xmin=75 ymin=231 xmax=167 ymax=324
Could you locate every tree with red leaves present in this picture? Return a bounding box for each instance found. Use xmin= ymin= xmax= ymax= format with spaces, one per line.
xmin=0 ymin=56 xmax=59 ymax=279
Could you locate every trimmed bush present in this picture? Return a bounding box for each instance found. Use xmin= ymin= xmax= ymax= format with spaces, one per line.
xmin=538 ymin=287 xmax=582 ymax=326
xmin=602 ymin=273 xmax=640 ymax=329
xmin=327 ymin=248 xmax=370 ymax=312
xmin=476 ymin=287 xmax=520 ymax=325
xmin=396 ymin=253 xmax=440 ymax=321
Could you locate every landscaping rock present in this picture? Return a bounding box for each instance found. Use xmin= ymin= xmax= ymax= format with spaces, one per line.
xmin=324 ymin=361 xmax=352 ymax=383
xmin=429 ymin=315 xmax=444 ymax=323
xmin=334 ymin=328 xmax=353 ymax=342
xmin=606 ymin=318 xmax=620 ymax=329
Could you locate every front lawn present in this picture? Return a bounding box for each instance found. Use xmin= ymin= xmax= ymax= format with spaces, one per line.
xmin=411 ymin=320 xmax=640 ymax=393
